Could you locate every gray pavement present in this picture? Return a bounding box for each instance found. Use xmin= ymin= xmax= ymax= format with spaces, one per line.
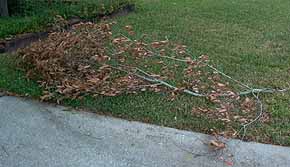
xmin=0 ymin=96 xmax=289 ymax=167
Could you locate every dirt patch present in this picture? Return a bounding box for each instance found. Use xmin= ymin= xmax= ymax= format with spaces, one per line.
xmin=0 ymin=32 xmax=49 ymax=53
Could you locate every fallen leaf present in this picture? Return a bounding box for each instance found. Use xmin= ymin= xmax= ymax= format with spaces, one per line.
xmin=209 ymin=140 xmax=226 ymax=150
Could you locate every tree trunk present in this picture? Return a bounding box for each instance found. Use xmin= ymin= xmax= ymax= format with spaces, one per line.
xmin=0 ymin=0 xmax=9 ymax=17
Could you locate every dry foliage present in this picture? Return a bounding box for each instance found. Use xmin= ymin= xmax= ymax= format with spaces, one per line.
xmin=19 ymin=22 xmax=146 ymax=99
xmin=18 ymin=21 xmax=265 ymax=139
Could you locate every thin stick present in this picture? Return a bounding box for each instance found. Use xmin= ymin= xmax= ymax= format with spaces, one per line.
xmin=239 ymin=88 xmax=290 ymax=95
xmin=110 ymin=65 xmax=206 ymax=97
xmin=129 ymin=83 xmax=162 ymax=89
xmin=135 ymin=67 xmax=206 ymax=97
xmin=109 ymin=65 xmax=156 ymax=83
xmin=204 ymin=64 xmax=252 ymax=90
xmin=239 ymin=92 xmax=264 ymax=140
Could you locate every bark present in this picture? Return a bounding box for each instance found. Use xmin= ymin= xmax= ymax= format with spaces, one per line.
xmin=0 ymin=0 xmax=9 ymax=17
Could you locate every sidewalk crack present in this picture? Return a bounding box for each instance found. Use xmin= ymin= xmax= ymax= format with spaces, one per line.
xmin=0 ymin=145 xmax=9 ymax=157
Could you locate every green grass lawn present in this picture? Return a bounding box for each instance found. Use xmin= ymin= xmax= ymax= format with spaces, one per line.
xmin=1 ymin=0 xmax=290 ymax=145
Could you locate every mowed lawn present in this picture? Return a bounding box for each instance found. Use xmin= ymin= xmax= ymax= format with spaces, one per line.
xmin=1 ymin=0 xmax=290 ymax=145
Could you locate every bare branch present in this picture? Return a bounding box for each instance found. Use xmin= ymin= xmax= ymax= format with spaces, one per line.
xmin=239 ymin=92 xmax=264 ymax=140
xmin=110 ymin=65 xmax=206 ymax=97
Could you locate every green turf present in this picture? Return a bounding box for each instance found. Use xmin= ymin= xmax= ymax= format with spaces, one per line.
xmin=0 ymin=55 xmax=42 ymax=97
xmin=0 ymin=0 xmax=290 ymax=145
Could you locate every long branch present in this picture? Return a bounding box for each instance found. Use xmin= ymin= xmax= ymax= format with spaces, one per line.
xmin=110 ymin=65 xmax=206 ymax=97
xmin=118 ymin=33 xmax=290 ymax=95
xmin=114 ymin=33 xmax=290 ymax=141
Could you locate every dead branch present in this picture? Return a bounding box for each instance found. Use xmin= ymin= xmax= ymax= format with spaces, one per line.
xmin=239 ymin=92 xmax=264 ymax=140
xmin=119 ymin=33 xmax=290 ymax=96
xmin=110 ymin=65 xmax=206 ymax=97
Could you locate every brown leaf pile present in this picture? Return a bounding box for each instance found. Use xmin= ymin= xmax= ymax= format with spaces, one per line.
xmin=18 ymin=22 xmax=145 ymax=99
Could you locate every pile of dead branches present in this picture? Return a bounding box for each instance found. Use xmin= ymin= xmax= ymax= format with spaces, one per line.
xmin=18 ymin=21 xmax=288 ymax=139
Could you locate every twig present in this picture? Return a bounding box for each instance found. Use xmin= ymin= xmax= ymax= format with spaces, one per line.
xmin=204 ymin=63 xmax=252 ymax=89
xmin=238 ymin=88 xmax=290 ymax=95
xmin=239 ymin=92 xmax=264 ymax=140
xmin=109 ymin=65 xmax=156 ymax=83
xmin=110 ymin=65 xmax=206 ymax=97
xmin=129 ymin=83 xmax=162 ymax=89
xmin=134 ymin=67 xmax=206 ymax=97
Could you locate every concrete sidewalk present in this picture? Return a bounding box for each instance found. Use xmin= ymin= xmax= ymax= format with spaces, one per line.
xmin=0 ymin=96 xmax=289 ymax=167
